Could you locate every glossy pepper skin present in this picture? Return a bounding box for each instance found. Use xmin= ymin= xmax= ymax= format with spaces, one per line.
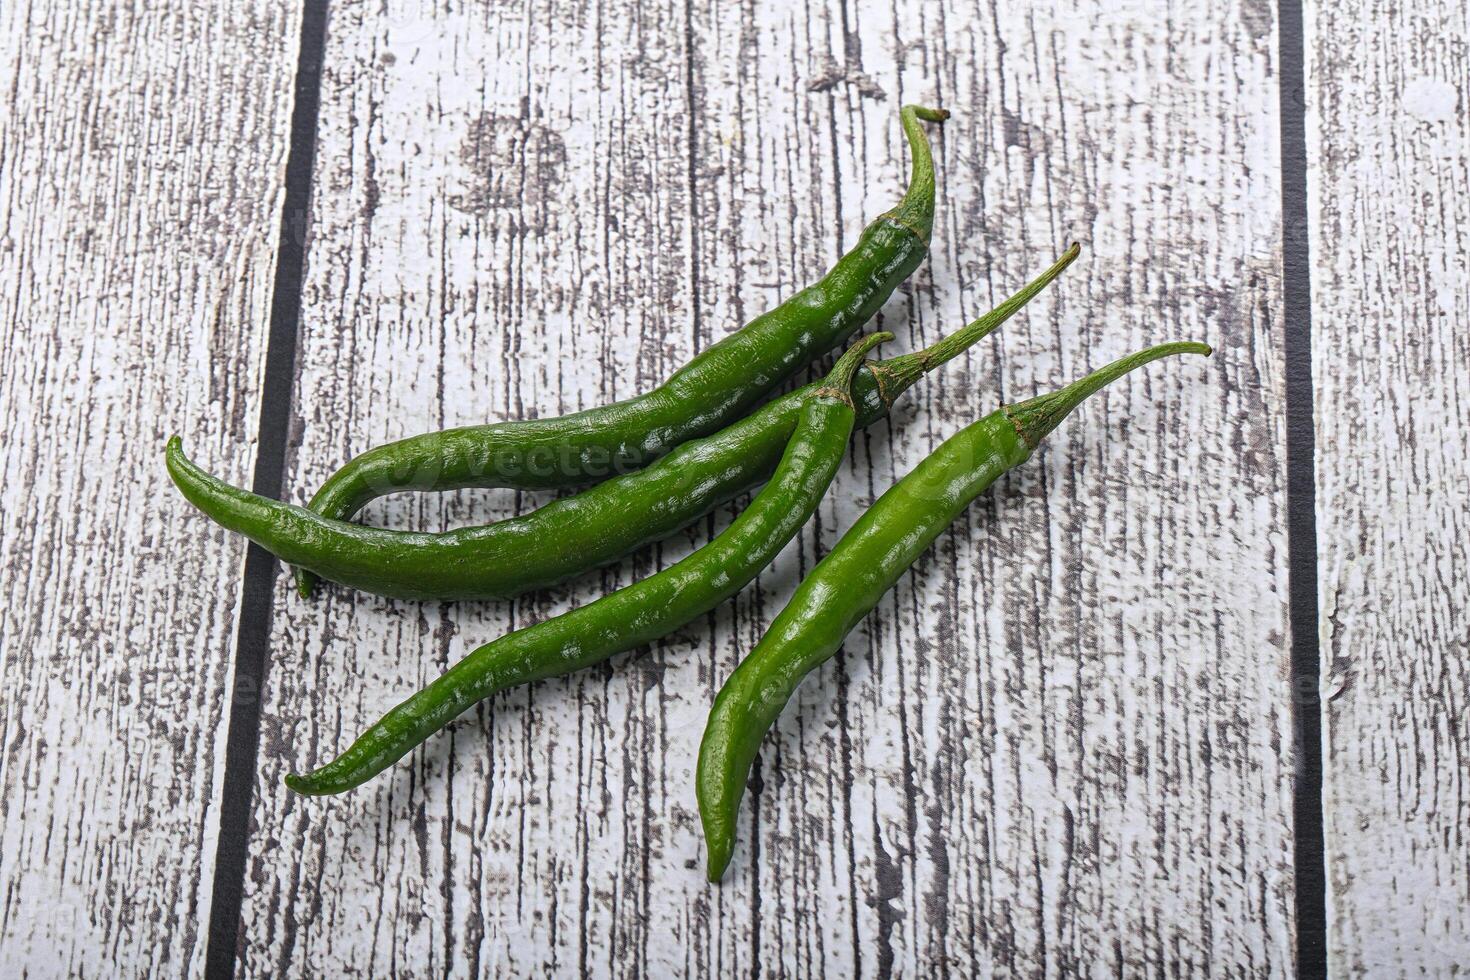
xmin=696 ymin=341 xmax=1213 ymax=882
xmin=293 ymin=105 xmax=948 ymax=597
xmin=168 ymin=247 xmax=1079 ymax=602
xmin=284 ymin=333 xmax=893 ymax=796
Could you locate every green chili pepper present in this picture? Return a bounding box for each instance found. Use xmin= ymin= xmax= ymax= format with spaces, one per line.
xmin=696 ymin=341 xmax=1212 ymax=882
xmin=293 ymin=105 xmax=949 ymax=597
xmin=284 ymin=332 xmax=894 ymax=796
xmin=167 ymin=246 xmax=1078 ymax=601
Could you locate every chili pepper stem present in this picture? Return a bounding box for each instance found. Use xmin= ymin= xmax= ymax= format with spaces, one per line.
xmin=1004 ymin=341 xmax=1213 ymax=448
xmin=882 ymin=105 xmax=949 ymax=242
xmin=818 ymin=330 xmax=894 ymax=400
xmin=878 ymin=242 xmax=1082 ymax=395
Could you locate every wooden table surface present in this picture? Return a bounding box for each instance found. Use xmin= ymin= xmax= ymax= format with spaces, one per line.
xmin=1 ymin=0 xmax=1464 ymax=976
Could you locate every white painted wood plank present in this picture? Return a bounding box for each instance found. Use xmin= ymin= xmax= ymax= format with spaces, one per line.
xmin=1306 ymin=0 xmax=1470 ymax=973
xmin=245 ymin=0 xmax=1293 ymax=974
xmin=0 ymin=2 xmax=300 ymax=975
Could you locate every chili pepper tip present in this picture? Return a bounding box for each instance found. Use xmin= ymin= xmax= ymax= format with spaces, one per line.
xmin=283 ymin=773 xmax=315 ymax=795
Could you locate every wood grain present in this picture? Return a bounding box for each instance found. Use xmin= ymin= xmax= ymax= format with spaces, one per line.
xmin=0 ymin=1 xmax=300 ymax=975
xmin=239 ymin=0 xmax=1295 ymax=975
xmin=1307 ymin=0 xmax=1470 ymax=973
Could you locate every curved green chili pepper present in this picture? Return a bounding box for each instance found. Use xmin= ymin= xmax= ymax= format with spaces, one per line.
xmin=168 ymin=246 xmax=1079 ymax=601
xmin=696 ymin=341 xmax=1212 ymax=881
xmin=293 ymin=105 xmax=949 ymax=596
xmin=284 ymin=332 xmax=893 ymax=796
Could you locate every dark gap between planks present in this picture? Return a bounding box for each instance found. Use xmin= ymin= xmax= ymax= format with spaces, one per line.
xmin=203 ymin=1 xmax=329 ymax=976
xmin=1278 ymin=0 xmax=1329 ymax=975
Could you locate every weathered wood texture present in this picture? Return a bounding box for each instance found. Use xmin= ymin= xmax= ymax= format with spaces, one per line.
xmin=235 ymin=1 xmax=1294 ymax=975
xmin=1307 ymin=0 xmax=1470 ymax=973
xmin=0 ymin=2 xmax=299 ymax=975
